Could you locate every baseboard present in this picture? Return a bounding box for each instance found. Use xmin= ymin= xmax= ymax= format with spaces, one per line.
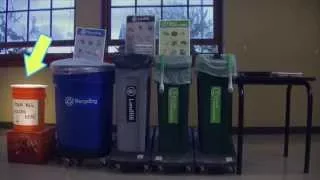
xmin=1 ymin=122 xmax=319 ymax=135
xmin=231 ymin=127 xmax=320 ymax=134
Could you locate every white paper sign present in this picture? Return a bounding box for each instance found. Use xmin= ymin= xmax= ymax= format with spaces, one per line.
xmin=74 ymin=27 xmax=106 ymax=62
xmin=13 ymin=99 xmax=39 ymax=126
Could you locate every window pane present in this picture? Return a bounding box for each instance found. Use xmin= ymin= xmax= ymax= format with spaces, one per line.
xmin=7 ymin=47 xmax=27 ymax=54
xmin=53 ymin=0 xmax=74 ymax=8
xmin=137 ymin=0 xmax=161 ymax=6
xmin=163 ymin=7 xmax=187 ymax=19
xmin=8 ymin=0 xmax=28 ymax=11
xmin=112 ymin=0 xmax=134 ymax=6
xmin=193 ymin=45 xmax=218 ymax=54
xmin=47 ymin=46 xmax=74 ymax=53
xmin=190 ymin=7 xmax=214 ymax=39
xmin=190 ymin=0 xmax=214 ymax=5
xmin=137 ymin=7 xmax=161 ymax=19
xmin=108 ymin=46 xmax=120 ymax=53
xmin=0 ymin=0 xmax=6 ymax=11
xmin=7 ymin=12 xmax=27 ymax=42
xmin=163 ymin=0 xmax=187 ymax=5
xmin=30 ymin=0 xmax=51 ymax=9
xmin=0 ymin=13 xmax=5 ymax=42
xmin=111 ymin=8 xmax=135 ymax=40
xmin=29 ymin=11 xmax=50 ymax=41
xmin=52 ymin=9 xmax=74 ymax=40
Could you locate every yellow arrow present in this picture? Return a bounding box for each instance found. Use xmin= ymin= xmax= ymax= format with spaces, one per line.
xmin=24 ymin=34 xmax=52 ymax=77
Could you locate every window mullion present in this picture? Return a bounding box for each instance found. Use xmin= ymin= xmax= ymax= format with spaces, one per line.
xmin=187 ymin=0 xmax=189 ymax=19
xmin=161 ymin=0 xmax=163 ymax=19
xmin=135 ymin=0 xmax=137 ymax=15
xmin=50 ymin=0 xmax=53 ymax=37
xmin=4 ymin=0 xmax=8 ymax=44
xmin=26 ymin=0 xmax=30 ymax=41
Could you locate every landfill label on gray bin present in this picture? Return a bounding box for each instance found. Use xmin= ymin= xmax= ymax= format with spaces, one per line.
xmin=74 ymin=27 xmax=106 ymax=62
xmin=126 ymin=85 xmax=137 ymax=123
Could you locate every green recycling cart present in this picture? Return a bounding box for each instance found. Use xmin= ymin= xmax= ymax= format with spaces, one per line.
xmin=195 ymin=54 xmax=237 ymax=163
xmin=154 ymin=56 xmax=192 ymax=154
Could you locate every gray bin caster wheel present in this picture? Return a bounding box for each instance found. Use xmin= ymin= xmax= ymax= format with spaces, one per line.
xmin=99 ymin=158 xmax=107 ymax=166
xmin=144 ymin=165 xmax=149 ymax=172
xmin=200 ymin=165 xmax=206 ymax=172
xmin=186 ymin=165 xmax=192 ymax=172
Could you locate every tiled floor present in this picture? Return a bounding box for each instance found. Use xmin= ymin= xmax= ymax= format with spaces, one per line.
xmin=0 ymin=129 xmax=319 ymax=180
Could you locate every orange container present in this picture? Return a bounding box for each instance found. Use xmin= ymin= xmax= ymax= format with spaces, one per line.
xmin=11 ymin=84 xmax=48 ymax=132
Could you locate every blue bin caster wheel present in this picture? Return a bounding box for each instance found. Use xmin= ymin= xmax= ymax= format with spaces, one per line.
xmin=75 ymin=159 xmax=84 ymax=167
xmin=62 ymin=158 xmax=73 ymax=167
xmin=158 ymin=165 xmax=164 ymax=172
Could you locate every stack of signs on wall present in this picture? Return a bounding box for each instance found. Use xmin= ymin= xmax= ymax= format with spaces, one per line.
xmin=159 ymin=20 xmax=190 ymax=56
xmin=125 ymin=16 xmax=156 ymax=55
xmin=74 ymin=27 xmax=107 ymax=62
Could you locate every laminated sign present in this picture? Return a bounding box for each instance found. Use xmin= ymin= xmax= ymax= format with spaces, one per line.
xmin=126 ymin=16 xmax=156 ymax=55
xmin=159 ymin=20 xmax=190 ymax=56
xmin=126 ymin=86 xmax=137 ymax=122
xmin=13 ymin=100 xmax=39 ymax=126
xmin=74 ymin=27 xmax=106 ymax=62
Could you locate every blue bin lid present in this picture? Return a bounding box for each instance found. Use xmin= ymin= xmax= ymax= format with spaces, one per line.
xmin=50 ymin=58 xmax=115 ymax=74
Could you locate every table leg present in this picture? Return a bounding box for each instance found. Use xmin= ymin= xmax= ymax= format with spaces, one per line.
xmin=304 ymin=83 xmax=313 ymax=173
xmin=237 ymin=84 xmax=244 ymax=175
xmin=284 ymin=85 xmax=292 ymax=157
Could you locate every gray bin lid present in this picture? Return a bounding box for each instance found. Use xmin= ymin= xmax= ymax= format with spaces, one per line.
xmin=50 ymin=58 xmax=115 ymax=74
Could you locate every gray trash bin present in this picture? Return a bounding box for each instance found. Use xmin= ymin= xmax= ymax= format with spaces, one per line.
xmin=113 ymin=54 xmax=152 ymax=153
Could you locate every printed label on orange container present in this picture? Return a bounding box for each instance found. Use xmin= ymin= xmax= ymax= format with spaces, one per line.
xmin=13 ymin=99 xmax=39 ymax=126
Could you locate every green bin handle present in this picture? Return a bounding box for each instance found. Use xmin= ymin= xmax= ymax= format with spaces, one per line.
xmin=222 ymin=53 xmax=235 ymax=93
xmin=159 ymin=55 xmax=165 ymax=94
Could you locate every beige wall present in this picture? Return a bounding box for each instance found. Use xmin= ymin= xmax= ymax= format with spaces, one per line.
xmin=0 ymin=0 xmax=319 ymax=127
xmin=225 ymin=0 xmax=320 ymax=127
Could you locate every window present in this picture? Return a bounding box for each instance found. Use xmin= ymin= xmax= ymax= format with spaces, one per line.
xmin=0 ymin=0 xmax=75 ymax=55
xmin=105 ymin=0 xmax=222 ymax=54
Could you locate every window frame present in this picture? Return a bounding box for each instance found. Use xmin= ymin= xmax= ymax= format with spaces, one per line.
xmin=0 ymin=0 xmax=76 ymax=66
xmin=102 ymin=0 xmax=223 ymax=55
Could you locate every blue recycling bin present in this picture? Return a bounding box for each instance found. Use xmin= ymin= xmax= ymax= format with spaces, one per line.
xmin=51 ymin=59 xmax=115 ymax=158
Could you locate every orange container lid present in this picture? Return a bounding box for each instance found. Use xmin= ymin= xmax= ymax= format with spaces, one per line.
xmin=11 ymin=84 xmax=48 ymax=99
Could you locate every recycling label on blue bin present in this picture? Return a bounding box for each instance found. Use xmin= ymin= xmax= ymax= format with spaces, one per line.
xmin=64 ymin=96 xmax=99 ymax=107
xmin=126 ymin=86 xmax=137 ymax=123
